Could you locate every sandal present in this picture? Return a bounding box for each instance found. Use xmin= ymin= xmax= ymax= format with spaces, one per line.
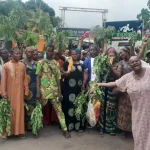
xmin=33 ymin=132 xmax=39 ymax=139
xmin=98 ymin=129 xmax=104 ymax=135
xmin=33 ymin=134 xmax=39 ymax=139
xmin=110 ymin=132 xmax=116 ymax=136
xmin=1 ymin=137 xmax=7 ymax=142
xmin=19 ymin=134 xmax=26 ymax=139
xmin=78 ymin=130 xmax=85 ymax=133
xmin=63 ymin=131 xmax=71 ymax=139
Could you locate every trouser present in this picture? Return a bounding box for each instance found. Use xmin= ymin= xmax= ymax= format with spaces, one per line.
xmin=43 ymin=103 xmax=58 ymax=125
xmin=48 ymin=98 xmax=67 ymax=131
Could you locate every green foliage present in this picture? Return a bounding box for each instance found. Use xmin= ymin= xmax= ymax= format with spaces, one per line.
xmin=31 ymin=101 xmax=43 ymax=136
xmin=22 ymin=31 xmax=39 ymax=46
xmin=0 ymin=0 xmax=60 ymax=36
xmin=0 ymin=0 xmax=66 ymax=47
xmin=89 ymin=81 xmax=104 ymax=102
xmin=91 ymin=26 xmax=115 ymax=47
xmin=24 ymin=103 xmax=29 ymax=110
xmin=137 ymin=8 xmax=150 ymax=29
xmin=24 ymin=0 xmax=55 ymax=16
xmin=128 ymin=31 xmax=142 ymax=46
xmin=93 ymin=55 xmax=110 ymax=81
xmin=74 ymin=82 xmax=104 ymax=125
xmin=0 ymin=99 xmax=14 ymax=136
xmin=27 ymin=9 xmax=53 ymax=35
xmin=142 ymin=37 xmax=150 ymax=57
xmin=74 ymin=91 xmax=89 ymax=125
xmin=0 ymin=0 xmax=55 ymax=17
xmin=0 ymin=16 xmax=15 ymax=41
xmin=0 ymin=5 xmax=29 ymax=41
xmin=51 ymin=16 xmax=62 ymax=28
xmin=55 ymin=31 xmax=72 ymax=51
xmin=0 ymin=7 xmax=53 ymax=44
xmin=0 ymin=0 xmax=25 ymax=16
xmin=9 ymin=6 xmax=29 ymax=29
xmin=148 ymin=0 xmax=150 ymax=9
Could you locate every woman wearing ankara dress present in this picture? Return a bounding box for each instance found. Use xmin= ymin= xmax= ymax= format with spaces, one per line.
xmin=97 ymin=56 xmax=150 ymax=150
xmin=99 ymin=47 xmax=121 ymax=136
xmin=117 ymin=42 xmax=148 ymax=137
xmin=117 ymin=46 xmax=132 ymax=136
xmin=62 ymin=49 xmax=84 ymax=132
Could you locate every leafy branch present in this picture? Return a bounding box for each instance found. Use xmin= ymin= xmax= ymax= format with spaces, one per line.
xmin=31 ymin=101 xmax=43 ymax=136
xmin=90 ymin=26 xmax=116 ymax=47
xmin=0 ymin=99 xmax=14 ymax=136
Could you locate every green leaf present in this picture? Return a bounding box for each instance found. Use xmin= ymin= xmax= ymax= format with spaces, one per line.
xmin=0 ymin=99 xmax=14 ymax=136
xmin=31 ymin=100 xmax=43 ymax=135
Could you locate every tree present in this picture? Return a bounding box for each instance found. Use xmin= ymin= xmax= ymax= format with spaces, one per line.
xmin=148 ymin=0 xmax=150 ymax=9
xmin=25 ymin=0 xmax=55 ymax=16
xmin=0 ymin=0 xmax=55 ymax=17
xmin=0 ymin=0 xmax=60 ymax=29
xmin=0 ymin=0 xmax=61 ymax=47
xmin=27 ymin=9 xmax=53 ymax=35
xmin=0 ymin=0 xmax=25 ymax=16
xmin=51 ymin=16 xmax=62 ymax=28
xmin=0 ymin=5 xmax=29 ymax=41
xmin=137 ymin=8 xmax=150 ymax=29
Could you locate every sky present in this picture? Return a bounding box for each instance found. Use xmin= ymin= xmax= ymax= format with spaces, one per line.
xmin=23 ymin=0 xmax=148 ymax=28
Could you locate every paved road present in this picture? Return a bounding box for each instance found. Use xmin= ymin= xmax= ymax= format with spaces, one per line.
xmin=0 ymin=126 xmax=134 ymax=150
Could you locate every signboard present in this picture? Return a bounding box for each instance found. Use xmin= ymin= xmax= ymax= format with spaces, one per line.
xmin=58 ymin=28 xmax=90 ymax=37
xmin=106 ymin=20 xmax=143 ymax=41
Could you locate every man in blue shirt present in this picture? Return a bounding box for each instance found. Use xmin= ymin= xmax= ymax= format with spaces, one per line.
xmin=82 ymin=44 xmax=100 ymax=89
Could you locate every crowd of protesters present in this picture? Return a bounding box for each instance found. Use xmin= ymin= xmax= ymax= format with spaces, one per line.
xmin=0 ymin=38 xmax=150 ymax=150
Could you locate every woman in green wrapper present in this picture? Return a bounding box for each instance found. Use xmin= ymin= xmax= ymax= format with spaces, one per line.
xmin=99 ymin=47 xmax=121 ymax=136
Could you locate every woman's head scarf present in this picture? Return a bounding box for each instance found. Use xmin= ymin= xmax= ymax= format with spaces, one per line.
xmin=120 ymin=46 xmax=130 ymax=54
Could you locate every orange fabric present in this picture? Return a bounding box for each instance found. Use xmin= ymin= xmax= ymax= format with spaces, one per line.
xmin=67 ymin=57 xmax=73 ymax=73
xmin=12 ymin=41 xmax=17 ymax=48
xmin=57 ymin=59 xmax=64 ymax=69
xmin=38 ymin=39 xmax=45 ymax=52
xmin=1 ymin=61 xmax=29 ymax=136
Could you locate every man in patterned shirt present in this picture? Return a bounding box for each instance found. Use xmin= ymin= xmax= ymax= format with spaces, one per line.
xmin=36 ymin=45 xmax=71 ymax=138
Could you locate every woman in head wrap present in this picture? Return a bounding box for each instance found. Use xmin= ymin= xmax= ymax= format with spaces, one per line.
xmin=62 ymin=49 xmax=85 ymax=132
xmin=117 ymin=46 xmax=132 ymax=137
xmin=98 ymin=47 xmax=122 ymax=136
xmin=97 ymin=56 xmax=150 ymax=150
xmin=21 ymin=47 xmax=38 ymax=136
xmin=117 ymin=41 xmax=148 ymax=137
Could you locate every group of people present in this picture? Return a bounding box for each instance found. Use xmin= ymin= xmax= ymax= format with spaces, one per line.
xmin=0 ymin=38 xmax=150 ymax=150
